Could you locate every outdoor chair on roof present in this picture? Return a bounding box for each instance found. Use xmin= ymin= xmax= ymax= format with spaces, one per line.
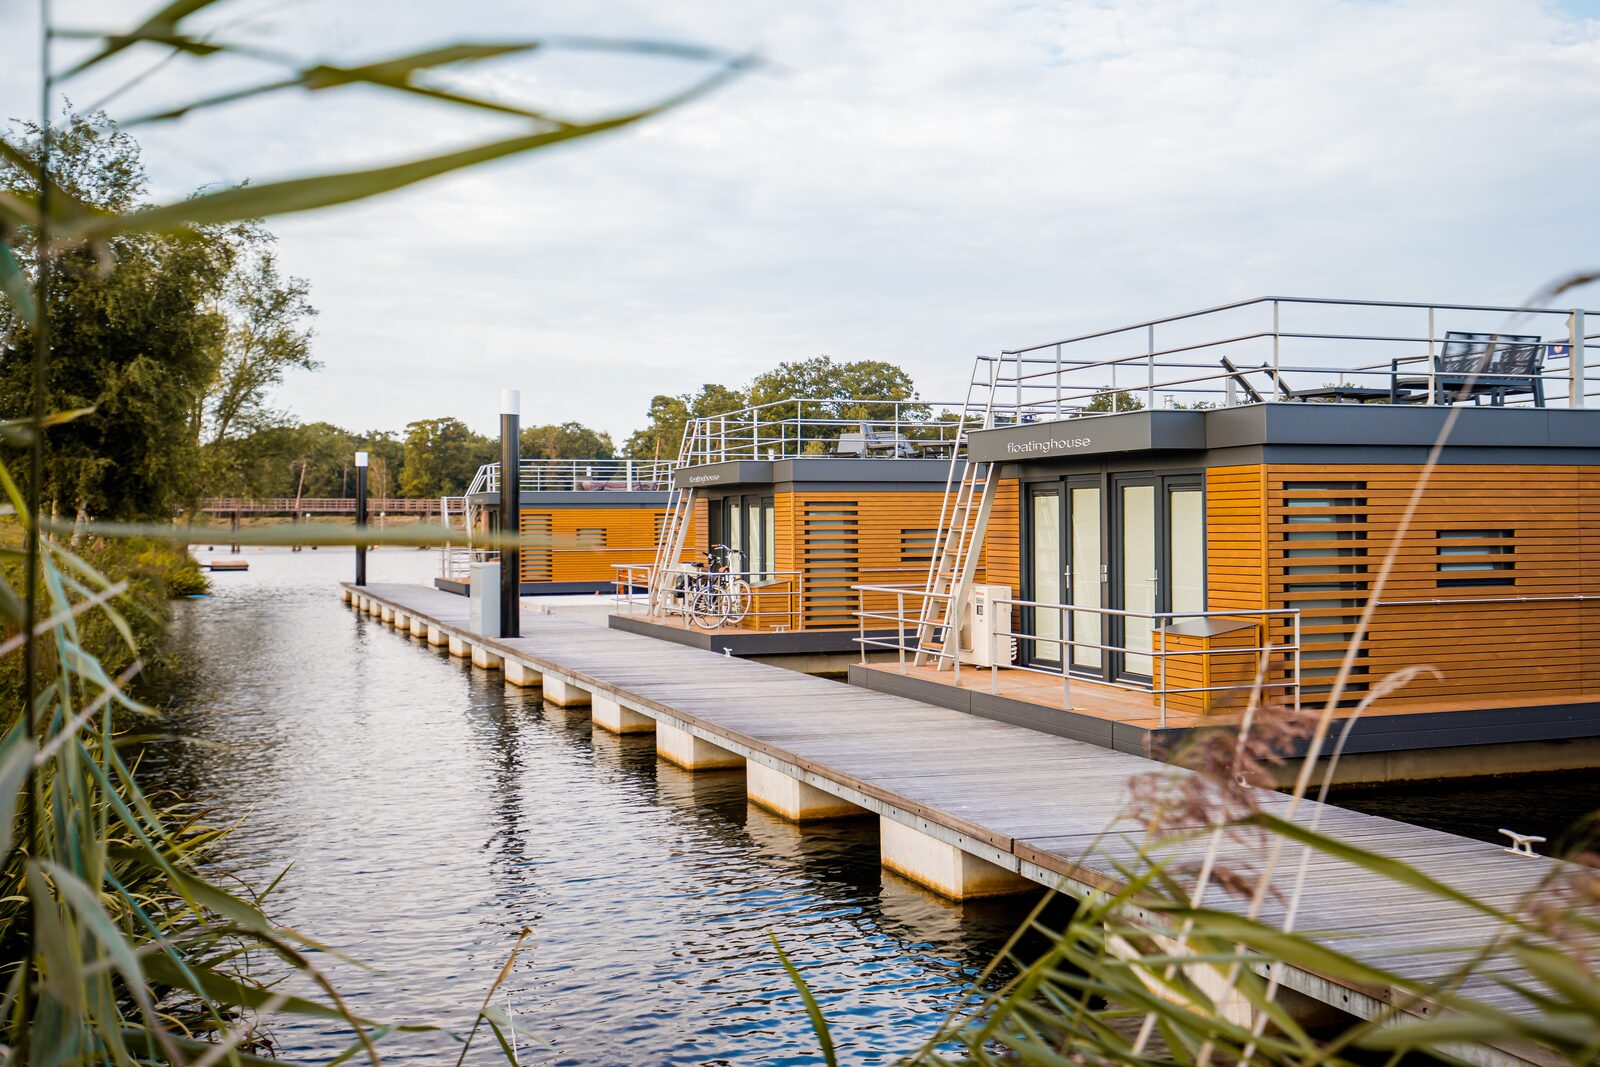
xmin=834 ymin=424 xmax=922 ymax=458
xmin=1390 ymin=331 xmax=1546 ymax=406
xmin=1219 ymin=356 xmax=1393 ymax=404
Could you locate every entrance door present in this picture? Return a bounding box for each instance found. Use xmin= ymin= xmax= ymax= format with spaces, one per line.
xmin=1067 ymin=483 xmax=1104 ymax=673
xmin=1116 ymin=480 xmax=1158 ymax=679
xmin=1026 ymin=485 xmax=1064 ymax=669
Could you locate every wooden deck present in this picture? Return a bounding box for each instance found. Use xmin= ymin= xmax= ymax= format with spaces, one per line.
xmin=348 ymin=582 xmax=1567 ymax=1064
xmin=852 ymin=659 xmax=1600 ymax=765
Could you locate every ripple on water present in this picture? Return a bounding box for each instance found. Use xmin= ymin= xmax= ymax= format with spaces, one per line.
xmin=151 ymin=549 xmax=1037 ymax=1065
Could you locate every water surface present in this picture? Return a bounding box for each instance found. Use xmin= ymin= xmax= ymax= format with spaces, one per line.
xmin=153 ymin=547 xmax=1596 ymax=1063
xmin=154 ymin=547 xmax=1041 ymax=1065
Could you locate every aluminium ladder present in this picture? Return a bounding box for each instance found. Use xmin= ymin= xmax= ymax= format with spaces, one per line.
xmin=914 ymin=357 xmax=1003 ymax=669
xmin=647 ymin=421 xmax=704 ymax=614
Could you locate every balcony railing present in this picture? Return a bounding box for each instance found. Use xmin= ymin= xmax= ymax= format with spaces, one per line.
xmin=681 ymin=398 xmax=989 ymax=466
xmin=980 ymin=296 xmax=1598 ymax=421
xmin=471 ymin=458 xmax=676 ymax=495
xmin=613 ymin=563 xmax=805 ymax=632
xmin=854 ymin=583 xmax=1301 ymax=728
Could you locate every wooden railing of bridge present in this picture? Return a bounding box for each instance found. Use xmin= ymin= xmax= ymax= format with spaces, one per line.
xmin=199 ymin=498 xmax=440 ymax=516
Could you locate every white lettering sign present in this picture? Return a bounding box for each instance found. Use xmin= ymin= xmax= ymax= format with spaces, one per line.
xmin=1006 ymin=437 xmax=1092 ymax=455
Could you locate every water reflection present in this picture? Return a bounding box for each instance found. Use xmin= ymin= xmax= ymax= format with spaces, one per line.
xmin=151 ymin=548 xmax=1037 ymax=1065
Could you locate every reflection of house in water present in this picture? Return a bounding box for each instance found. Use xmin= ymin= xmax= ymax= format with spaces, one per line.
xmin=608 ymin=398 xmax=1020 ymax=670
xmin=438 ymin=458 xmax=704 ymax=597
xmin=848 ymin=296 xmax=1600 ymax=783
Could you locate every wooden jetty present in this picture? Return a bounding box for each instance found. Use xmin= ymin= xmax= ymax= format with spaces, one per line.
xmin=345 ymin=580 xmax=1567 ymax=1065
xmin=204 ymin=559 xmax=249 ymax=572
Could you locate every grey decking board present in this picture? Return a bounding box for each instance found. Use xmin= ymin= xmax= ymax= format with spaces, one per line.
xmin=349 ymin=582 xmax=1563 ymax=1040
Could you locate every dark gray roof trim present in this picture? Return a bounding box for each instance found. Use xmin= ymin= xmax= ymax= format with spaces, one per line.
xmin=673 ymin=457 xmax=956 ymax=489
xmin=967 ymin=404 xmax=1600 ymax=463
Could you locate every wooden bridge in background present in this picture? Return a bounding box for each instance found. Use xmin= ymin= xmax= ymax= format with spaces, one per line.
xmin=198 ymin=497 xmax=441 ymax=517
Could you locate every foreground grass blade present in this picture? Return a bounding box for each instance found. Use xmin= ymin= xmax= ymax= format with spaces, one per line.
xmin=770 ymin=933 xmax=839 ymax=1067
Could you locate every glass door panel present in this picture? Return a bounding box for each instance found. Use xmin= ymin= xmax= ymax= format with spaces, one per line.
xmin=1120 ymin=484 xmax=1156 ymax=677
xmin=1068 ymin=486 xmax=1103 ymax=672
xmin=1027 ymin=487 xmax=1063 ymax=669
xmin=1168 ymin=487 xmax=1204 ymax=615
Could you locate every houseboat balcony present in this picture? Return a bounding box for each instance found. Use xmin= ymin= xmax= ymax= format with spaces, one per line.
xmin=976 ymin=295 xmax=1595 ymax=418
xmin=679 ymin=396 xmax=994 ymax=465
xmin=469 ymin=457 xmax=676 ymax=495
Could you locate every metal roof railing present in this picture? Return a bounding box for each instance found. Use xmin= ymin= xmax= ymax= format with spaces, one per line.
xmin=979 ymin=295 xmax=1600 ymax=421
xmin=682 ymin=397 xmax=991 ymax=466
xmin=471 ymin=458 xmax=676 ymax=495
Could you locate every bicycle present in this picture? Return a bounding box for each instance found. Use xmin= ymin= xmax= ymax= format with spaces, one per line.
xmin=678 ymin=544 xmax=751 ymax=629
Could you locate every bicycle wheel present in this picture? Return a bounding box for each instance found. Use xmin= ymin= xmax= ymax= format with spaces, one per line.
xmin=690 ymin=587 xmax=724 ymax=629
xmin=721 ymin=578 xmax=752 ymax=626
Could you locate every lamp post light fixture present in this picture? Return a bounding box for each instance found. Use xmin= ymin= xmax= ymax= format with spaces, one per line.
xmin=354 ymin=451 xmax=369 ymax=585
xmin=500 ymin=390 xmax=521 ymax=638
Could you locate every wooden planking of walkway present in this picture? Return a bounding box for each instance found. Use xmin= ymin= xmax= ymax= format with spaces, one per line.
xmin=346 ymin=582 xmax=1563 ymax=1065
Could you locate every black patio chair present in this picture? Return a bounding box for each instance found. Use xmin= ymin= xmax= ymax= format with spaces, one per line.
xmin=1390 ymin=331 xmax=1546 ymax=406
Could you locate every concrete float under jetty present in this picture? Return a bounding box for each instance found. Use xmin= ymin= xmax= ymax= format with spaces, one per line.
xmin=345 ymin=581 xmax=1565 ymax=1064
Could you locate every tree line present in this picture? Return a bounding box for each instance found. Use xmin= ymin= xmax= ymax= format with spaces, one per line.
xmin=0 ymin=113 xmax=923 ymax=513
xmin=228 ymin=352 xmax=920 ymax=501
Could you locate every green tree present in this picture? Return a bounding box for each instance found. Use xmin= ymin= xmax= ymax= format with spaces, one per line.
xmin=1080 ymin=389 xmax=1145 ymax=414
xmin=1 ymin=113 xmax=322 ymax=518
xmin=624 ymin=382 xmax=745 ymax=459
xmin=191 ymin=230 xmax=318 ymax=500
xmin=521 ymin=420 xmax=615 ymax=459
xmin=0 ymin=115 xmax=231 ymax=520
xmin=355 ymin=428 xmax=407 ymax=496
xmin=399 ymin=417 xmax=493 ymax=497
xmin=744 ymin=356 xmax=923 ymax=451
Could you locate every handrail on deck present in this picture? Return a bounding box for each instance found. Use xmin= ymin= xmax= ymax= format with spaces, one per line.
xmin=678 ymin=396 xmax=1010 ymax=467
xmin=472 ymin=458 xmax=677 ymax=495
xmin=613 ymin=563 xmax=806 ymax=633
xmin=853 ymin=582 xmax=1302 ymax=728
xmin=973 ymin=295 xmax=1600 ymax=419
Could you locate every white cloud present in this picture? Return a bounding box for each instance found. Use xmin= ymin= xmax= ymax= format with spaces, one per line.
xmin=3 ymin=0 xmax=1598 ymax=442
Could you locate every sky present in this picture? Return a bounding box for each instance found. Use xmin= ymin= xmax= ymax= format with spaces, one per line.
xmin=3 ymin=0 xmax=1599 ymax=444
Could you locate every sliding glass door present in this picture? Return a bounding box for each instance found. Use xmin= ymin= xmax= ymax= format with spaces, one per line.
xmin=1025 ymin=473 xmax=1202 ymax=684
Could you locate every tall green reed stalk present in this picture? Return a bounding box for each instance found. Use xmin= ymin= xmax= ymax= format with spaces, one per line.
xmin=1 ymin=3 xmax=749 ymax=1061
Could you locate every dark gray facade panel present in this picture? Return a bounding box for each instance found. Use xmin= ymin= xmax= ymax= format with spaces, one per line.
xmin=969 ymin=411 xmax=1206 ymax=462
xmin=972 ymin=402 xmax=1600 ymax=465
xmin=675 ymin=461 xmax=774 ymax=488
xmin=674 ymin=457 xmax=956 ymax=489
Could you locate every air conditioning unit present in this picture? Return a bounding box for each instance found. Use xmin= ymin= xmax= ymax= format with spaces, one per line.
xmin=958 ymin=584 xmax=1017 ymax=667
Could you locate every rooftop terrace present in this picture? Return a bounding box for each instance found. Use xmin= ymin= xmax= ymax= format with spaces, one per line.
xmin=977 ymin=295 xmax=1598 ymax=422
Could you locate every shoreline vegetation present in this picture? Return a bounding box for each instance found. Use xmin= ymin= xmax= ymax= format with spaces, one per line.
xmin=0 ymin=3 xmax=1595 ymax=1064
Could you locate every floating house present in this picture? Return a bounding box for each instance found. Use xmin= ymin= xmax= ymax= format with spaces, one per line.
xmin=848 ymin=296 xmax=1600 ymax=781
xmin=608 ymin=398 xmax=1020 ymax=668
xmin=439 ymin=458 xmax=704 ymax=597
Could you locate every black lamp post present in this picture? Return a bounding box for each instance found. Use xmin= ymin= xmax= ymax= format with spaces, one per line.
xmin=354 ymin=450 xmax=368 ymax=585
xmin=500 ymin=390 xmax=520 ymax=638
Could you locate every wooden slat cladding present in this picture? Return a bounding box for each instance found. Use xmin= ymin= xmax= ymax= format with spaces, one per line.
xmin=520 ymin=500 xmax=703 ymax=585
xmin=984 ymin=478 xmax=1022 ymax=591
xmin=761 ymin=483 xmax=1020 ymax=631
xmin=1260 ymin=464 xmax=1600 ymax=707
xmin=1205 ymin=466 xmax=1268 ymax=612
